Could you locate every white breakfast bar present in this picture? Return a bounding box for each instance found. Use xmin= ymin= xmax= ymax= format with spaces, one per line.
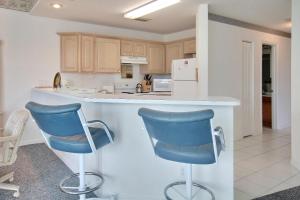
xmin=30 ymin=88 xmax=239 ymax=200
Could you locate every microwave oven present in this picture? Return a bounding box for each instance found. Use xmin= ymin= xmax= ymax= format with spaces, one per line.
xmin=152 ymin=79 xmax=172 ymax=92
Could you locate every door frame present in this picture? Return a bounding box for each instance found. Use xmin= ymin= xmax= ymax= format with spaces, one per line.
xmin=261 ymin=42 xmax=278 ymax=130
xmin=241 ymin=40 xmax=255 ymax=138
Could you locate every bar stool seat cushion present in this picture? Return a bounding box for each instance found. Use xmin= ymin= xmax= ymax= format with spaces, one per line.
xmin=154 ymin=135 xmax=222 ymax=164
xmin=49 ymin=127 xmax=114 ymax=154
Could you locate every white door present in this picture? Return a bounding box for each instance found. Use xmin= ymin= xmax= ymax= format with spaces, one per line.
xmin=242 ymin=41 xmax=255 ymax=137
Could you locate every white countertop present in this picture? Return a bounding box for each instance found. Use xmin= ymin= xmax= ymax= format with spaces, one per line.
xmin=32 ymin=88 xmax=240 ymax=106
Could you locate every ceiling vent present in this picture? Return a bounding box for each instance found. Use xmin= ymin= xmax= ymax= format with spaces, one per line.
xmin=134 ymin=18 xmax=152 ymax=22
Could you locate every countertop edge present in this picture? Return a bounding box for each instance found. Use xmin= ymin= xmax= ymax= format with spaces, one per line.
xmin=32 ymin=88 xmax=240 ymax=107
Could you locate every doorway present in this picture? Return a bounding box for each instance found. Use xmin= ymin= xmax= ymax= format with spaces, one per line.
xmin=262 ymin=44 xmax=274 ymax=129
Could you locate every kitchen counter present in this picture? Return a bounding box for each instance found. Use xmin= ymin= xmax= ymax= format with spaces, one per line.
xmin=30 ymin=87 xmax=239 ymax=200
xmin=32 ymin=88 xmax=239 ymax=106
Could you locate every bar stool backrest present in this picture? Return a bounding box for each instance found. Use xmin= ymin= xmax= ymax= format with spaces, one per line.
xmin=26 ymin=102 xmax=84 ymax=137
xmin=138 ymin=108 xmax=214 ymax=146
xmin=25 ymin=101 xmax=97 ymax=153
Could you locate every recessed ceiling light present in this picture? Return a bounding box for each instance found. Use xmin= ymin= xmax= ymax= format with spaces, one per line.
xmin=51 ymin=3 xmax=63 ymax=9
xmin=124 ymin=0 xmax=181 ymax=20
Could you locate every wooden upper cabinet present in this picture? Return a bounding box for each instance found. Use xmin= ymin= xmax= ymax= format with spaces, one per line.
xmin=60 ymin=35 xmax=80 ymax=72
xmin=81 ymin=35 xmax=94 ymax=72
xmin=133 ymin=41 xmax=146 ymax=57
xmin=166 ymin=42 xmax=184 ymax=73
xmin=143 ymin=43 xmax=165 ymax=74
xmin=183 ymin=39 xmax=196 ymax=54
xmin=121 ymin=40 xmax=134 ymax=56
xmin=60 ymin=32 xmax=194 ymax=74
xmin=121 ymin=40 xmax=146 ymax=57
xmin=95 ymin=37 xmax=121 ymax=73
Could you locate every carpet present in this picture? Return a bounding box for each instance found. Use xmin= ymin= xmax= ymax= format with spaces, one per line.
xmin=254 ymin=186 xmax=300 ymax=200
xmin=0 ymin=143 xmax=96 ymax=200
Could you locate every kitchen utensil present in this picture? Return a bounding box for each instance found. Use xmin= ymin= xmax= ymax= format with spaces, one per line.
xmin=136 ymin=83 xmax=143 ymax=93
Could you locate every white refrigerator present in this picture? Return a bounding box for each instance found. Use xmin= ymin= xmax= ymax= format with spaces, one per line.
xmin=171 ymin=58 xmax=199 ymax=97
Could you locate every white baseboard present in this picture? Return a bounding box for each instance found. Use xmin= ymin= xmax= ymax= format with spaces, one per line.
xmin=20 ymin=138 xmax=44 ymax=146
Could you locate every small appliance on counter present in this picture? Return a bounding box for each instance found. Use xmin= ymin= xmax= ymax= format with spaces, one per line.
xmin=152 ymin=79 xmax=172 ymax=92
xmin=172 ymin=58 xmax=198 ymax=96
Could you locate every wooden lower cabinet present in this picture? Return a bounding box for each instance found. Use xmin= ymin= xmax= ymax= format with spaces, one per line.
xmin=262 ymin=96 xmax=272 ymax=128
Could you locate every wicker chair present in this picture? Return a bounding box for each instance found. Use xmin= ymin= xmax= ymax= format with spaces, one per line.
xmin=0 ymin=110 xmax=29 ymax=197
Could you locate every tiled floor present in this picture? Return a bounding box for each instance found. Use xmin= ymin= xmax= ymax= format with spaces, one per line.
xmin=234 ymin=128 xmax=300 ymax=200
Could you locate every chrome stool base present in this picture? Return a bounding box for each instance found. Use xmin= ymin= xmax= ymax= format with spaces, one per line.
xmin=59 ymin=172 xmax=104 ymax=195
xmin=164 ymin=181 xmax=215 ymax=200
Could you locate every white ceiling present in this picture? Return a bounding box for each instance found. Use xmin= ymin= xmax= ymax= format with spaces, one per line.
xmin=30 ymin=0 xmax=291 ymax=34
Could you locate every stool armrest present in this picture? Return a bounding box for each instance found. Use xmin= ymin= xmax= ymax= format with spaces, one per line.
xmin=87 ymin=120 xmax=114 ymax=143
xmin=214 ymin=126 xmax=226 ymax=151
xmin=0 ymin=135 xmax=18 ymax=143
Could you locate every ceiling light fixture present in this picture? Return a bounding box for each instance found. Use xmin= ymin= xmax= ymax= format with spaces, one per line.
xmin=51 ymin=3 xmax=63 ymax=9
xmin=124 ymin=0 xmax=181 ymax=20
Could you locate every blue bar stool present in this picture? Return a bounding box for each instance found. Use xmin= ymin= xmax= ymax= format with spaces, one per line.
xmin=26 ymin=102 xmax=114 ymax=200
xmin=138 ymin=108 xmax=225 ymax=200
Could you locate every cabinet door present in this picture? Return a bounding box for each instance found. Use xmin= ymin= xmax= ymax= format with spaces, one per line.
xmin=81 ymin=35 xmax=94 ymax=72
xmin=144 ymin=43 xmax=165 ymax=74
xmin=166 ymin=42 xmax=184 ymax=73
xmin=95 ymin=37 xmax=121 ymax=73
xmin=61 ymin=35 xmax=80 ymax=72
xmin=263 ymin=96 xmax=272 ymax=128
xmin=121 ymin=40 xmax=133 ymax=56
xmin=183 ymin=39 xmax=196 ymax=54
xmin=133 ymin=42 xmax=146 ymax=57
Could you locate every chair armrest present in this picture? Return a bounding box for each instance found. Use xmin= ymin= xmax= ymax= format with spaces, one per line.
xmin=87 ymin=120 xmax=114 ymax=143
xmin=0 ymin=135 xmax=18 ymax=143
xmin=214 ymin=126 xmax=226 ymax=151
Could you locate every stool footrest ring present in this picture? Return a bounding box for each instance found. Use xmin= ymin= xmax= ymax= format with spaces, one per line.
xmin=59 ymin=172 xmax=104 ymax=195
xmin=164 ymin=181 xmax=215 ymax=200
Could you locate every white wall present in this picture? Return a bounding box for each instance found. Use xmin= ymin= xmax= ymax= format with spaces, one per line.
xmin=196 ymin=4 xmax=209 ymax=97
xmin=208 ymin=21 xmax=291 ymax=140
xmin=0 ymin=8 xmax=165 ymax=145
xmin=291 ymin=0 xmax=300 ymax=169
